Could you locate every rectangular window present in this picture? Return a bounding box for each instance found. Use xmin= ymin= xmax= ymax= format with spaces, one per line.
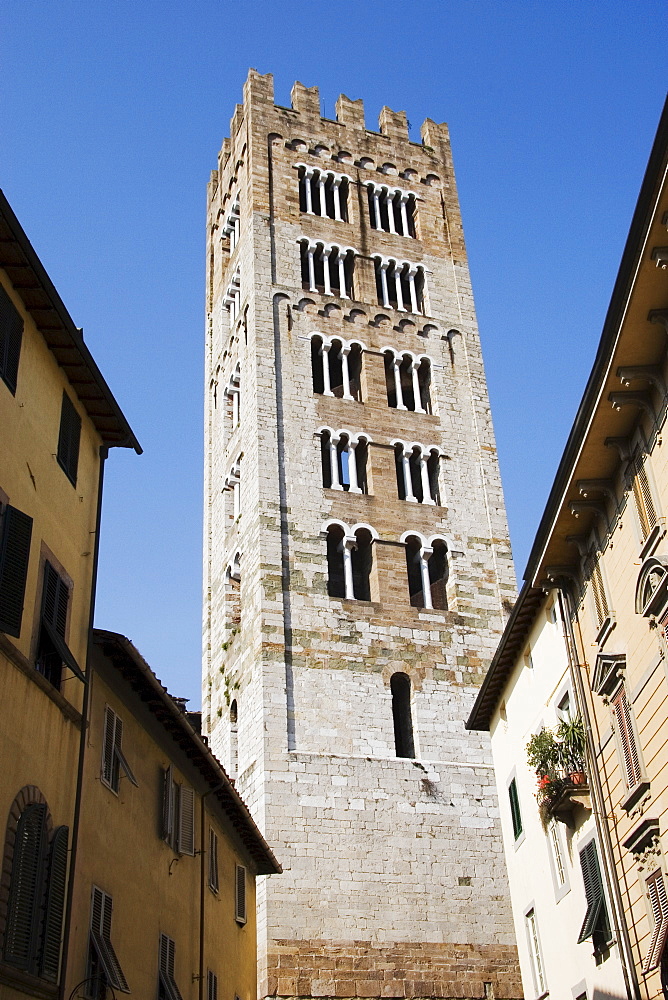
xmin=235 ymin=864 xmax=247 ymax=924
xmin=524 ymin=908 xmax=546 ymax=996
xmin=101 ymin=706 xmax=138 ymax=793
xmin=577 ymin=839 xmax=611 ymax=952
xmin=508 ymin=778 xmax=522 ymax=840
xmin=549 ymin=820 xmax=566 ymax=888
xmin=36 ymin=560 xmax=85 ymax=687
xmin=0 ymin=282 xmax=23 ymax=395
xmin=87 ymin=886 xmax=130 ymax=996
xmin=632 ymin=456 xmax=658 ymax=541
xmin=158 ymin=933 xmax=183 ymax=1000
xmin=590 ymin=557 xmax=609 ymax=629
xmin=162 ymin=766 xmax=195 ymax=856
xmin=0 ymin=501 xmax=32 ymax=638
xmin=57 ymin=391 xmax=82 ymax=486
xmin=643 ymin=869 xmax=668 ymax=972
xmin=208 ymin=828 xmax=219 ymax=893
xmin=207 ymin=970 xmax=219 ymax=1000
xmin=611 ymin=687 xmax=643 ymax=790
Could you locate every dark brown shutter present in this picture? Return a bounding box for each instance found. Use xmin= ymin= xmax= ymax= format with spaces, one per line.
xmin=40 ymin=826 xmax=68 ymax=982
xmin=208 ymin=829 xmax=219 ymax=893
xmin=207 ymin=970 xmax=218 ymax=1000
xmin=0 ymin=282 xmax=24 ymax=395
xmin=102 ymin=707 xmax=116 ymax=788
xmin=162 ymin=766 xmax=175 ymax=845
xmin=612 ymin=688 xmax=643 ymax=788
xmin=235 ymin=864 xmax=247 ymax=923
xmin=0 ymin=504 xmax=33 ymax=637
xmin=177 ymin=786 xmax=195 ymax=856
xmin=42 ymin=562 xmax=68 ymax=636
xmin=4 ymin=803 xmax=47 ymax=972
xmin=57 ymin=392 xmax=81 ymax=486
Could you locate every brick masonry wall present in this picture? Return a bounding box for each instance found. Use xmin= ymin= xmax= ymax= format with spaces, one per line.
xmin=203 ymin=70 xmax=521 ymax=1000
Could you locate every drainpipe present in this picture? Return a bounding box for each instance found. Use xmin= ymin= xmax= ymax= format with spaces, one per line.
xmin=556 ymin=583 xmax=640 ymax=1000
xmin=59 ymin=445 xmax=107 ymax=999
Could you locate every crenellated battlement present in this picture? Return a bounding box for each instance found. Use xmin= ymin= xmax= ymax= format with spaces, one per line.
xmin=224 ymin=68 xmax=449 ymax=150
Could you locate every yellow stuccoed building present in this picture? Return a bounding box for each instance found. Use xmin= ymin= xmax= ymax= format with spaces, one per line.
xmin=0 ymin=192 xmax=280 ymax=1000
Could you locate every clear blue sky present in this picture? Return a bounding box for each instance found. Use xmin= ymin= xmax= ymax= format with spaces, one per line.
xmin=2 ymin=2 xmax=665 ymax=706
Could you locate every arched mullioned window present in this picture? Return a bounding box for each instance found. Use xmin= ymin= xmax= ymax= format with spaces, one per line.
xmin=366 ymin=183 xmax=417 ymax=237
xmin=402 ymin=533 xmax=449 ymax=611
xmin=390 ymin=673 xmax=415 ymax=758
xmin=310 ymin=334 xmax=364 ymax=401
xmin=393 ymin=442 xmax=441 ymax=504
xmin=383 ymin=350 xmax=432 ymax=413
xmin=374 ymin=257 xmax=426 ymax=314
xmin=297 ymin=165 xmax=350 ymax=221
xmin=319 ymin=429 xmax=371 ymax=494
xmin=300 ymin=241 xmax=355 ymax=299
xmin=225 ymin=553 xmax=242 ymax=632
xmin=1 ymin=788 xmax=68 ymax=983
xmin=323 ymin=521 xmax=377 ymax=601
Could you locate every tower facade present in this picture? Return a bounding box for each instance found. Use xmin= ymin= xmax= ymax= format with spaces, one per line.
xmin=204 ymin=70 xmax=521 ymax=1000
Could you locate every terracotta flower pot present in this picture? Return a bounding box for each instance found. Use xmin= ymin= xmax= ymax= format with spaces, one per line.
xmin=568 ymin=771 xmax=586 ymax=785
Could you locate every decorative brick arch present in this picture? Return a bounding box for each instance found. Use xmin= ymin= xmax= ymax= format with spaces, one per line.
xmin=0 ymin=786 xmax=53 ymax=951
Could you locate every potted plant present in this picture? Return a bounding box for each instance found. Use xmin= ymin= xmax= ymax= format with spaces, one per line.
xmin=556 ymin=715 xmax=587 ymax=784
xmin=526 ymin=726 xmax=560 ymax=779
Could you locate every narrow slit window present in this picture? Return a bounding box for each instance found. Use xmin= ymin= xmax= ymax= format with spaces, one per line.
xmin=391 ymin=673 xmax=415 ymax=758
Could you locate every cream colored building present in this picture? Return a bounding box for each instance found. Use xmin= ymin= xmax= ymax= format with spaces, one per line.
xmin=469 ymin=99 xmax=668 ymax=999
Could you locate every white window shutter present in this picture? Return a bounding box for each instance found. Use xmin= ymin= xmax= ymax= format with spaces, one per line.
xmin=178 ymin=786 xmax=195 ymax=856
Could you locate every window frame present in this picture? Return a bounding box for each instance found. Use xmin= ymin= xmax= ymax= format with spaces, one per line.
xmin=0 ymin=282 xmax=24 ymax=396
xmin=643 ymin=867 xmax=668 ymax=973
xmin=507 ymin=773 xmax=524 ymax=847
xmin=208 ymin=828 xmax=219 ymax=894
xmin=161 ymin=766 xmax=195 ymax=856
xmin=101 ymin=705 xmax=138 ymax=794
xmin=235 ymin=864 xmax=247 ymax=925
xmin=86 ymin=885 xmax=130 ymax=995
xmin=0 ymin=499 xmax=33 ymax=639
xmin=158 ymin=932 xmax=183 ymax=1000
xmin=524 ymin=904 xmax=547 ymax=998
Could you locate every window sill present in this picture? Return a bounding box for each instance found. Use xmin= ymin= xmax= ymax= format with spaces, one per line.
xmin=0 ymin=632 xmax=82 ymax=727
xmin=621 ymin=780 xmax=650 ymax=813
xmin=0 ymin=962 xmax=58 ymax=999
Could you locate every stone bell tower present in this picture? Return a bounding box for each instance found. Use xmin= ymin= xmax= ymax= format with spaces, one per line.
xmin=203 ymin=69 xmax=521 ymax=1000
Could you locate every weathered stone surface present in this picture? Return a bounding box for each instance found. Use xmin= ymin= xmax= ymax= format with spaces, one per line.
xmin=203 ymin=69 xmax=521 ymax=1000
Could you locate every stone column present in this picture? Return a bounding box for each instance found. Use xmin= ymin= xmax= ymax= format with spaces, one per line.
xmin=378 ymin=260 xmax=390 ymax=308
xmin=329 ymin=435 xmax=343 ymax=490
xmin=340 ymin=345 xmax=352 ymax=400
xmin=399 ymin=194 xmax=409 ymax=237
xmin=419 ymin=545 xmax=434 ymax=609
xmin=341 ymin=536 xmax=356 ymax=599
xmin=412 ymin=361 xmax=425 ymax=413
xmin=321 ymin=343 xmax=333 ymax=396
xmin=333 ymin=178 xmax=342 ymax=221
xmin=394 ymin=264 xmax=405 ymax=311
xmin=385 ymin=189 xmax=396 ymax=234
xmin=322 ymin=247 xmax=332 ymax=295
xmin=337 ymin=252 xmax=348 ymax=299
xmin=407 ymin=268 xmax=419 ymax=313
xmin=307 ymin=245 xmax=317 ymax=292
xmin=318 ymin=174 xmax=327 ymax=217
xmin=304 ymin=169 xmax=314 ymax=214
xmin=347 ymin=440 xmax=361 ymax=493
xmin=419 ymin=453 xmax=435 ymax=504
xmin=402 ymin=450 xmax=417 ymax=502
xmin=393 ymin=357 xmax=406 ymax=410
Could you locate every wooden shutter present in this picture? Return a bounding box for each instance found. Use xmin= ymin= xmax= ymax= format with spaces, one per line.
xmin=208 ymin=829 xmax=219 ymax=892
xmin=578 ymin=840 xmax=604 ymax=942
xmin=235 ymin=864 xmax=247 ymax=924
xmin=644 ymin=870 xmax=668 ymax=972
xmin=0 ymin=282 xmax=24 ymax=395
xmin=508 ymin=779 xmax=522 ymax=839
xmin=208 ymin=970 xmax=219 ymax=1000
xmin=102 ymin=706 xmax=117 ymax=788
xmin=612 ymin=688 xmax=643 ymax=789
xmin=633 ymin=458 xmax=658 ymax=540
xmin=90 ymin=886 xmax=130 ymax=992
xmin=162 ymin=766 xmax=175 ymax=845
xmin=0 ymin=504 xmax=32 ymax=637
xmin=42 ymin=561 xmax=69 ymax=637
xmin=159 ymin=934 xmax=183 ymax=1000
xmin=4 ymin=803 xmax=47 ymax=972
xmin=57 ymin=392 xmax=82 ymax=486
xmin=590 ymin=559 xmax=609 ymax=627
xmin=178 ymin=786 xmax=195 ymax=856
xmin=40 ymin=825 xmax=69 ymax=982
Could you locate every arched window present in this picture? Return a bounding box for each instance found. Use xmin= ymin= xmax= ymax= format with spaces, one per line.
xmin=298 ymin=167 xmax=349 ymax=221
xmin=403 ymin=535 xmax=449 ymax=610
xmin=325 ymin=523 xmax=375 ymax=600
xmin=229 ymin=700 xmax=238 ymax=778
xmin=394 ymin=444 xmax=440 ymax=504
xmin=300 ymin=241 xmax=354 ymax=298
xmin=367 ymin=184 xmax=416 ymax=237
xmin=311 ymin=337 xmax=364 ymax=401
xmin=320 ymin=432 xmax=370 ymax=494
xmin=383 ymin=351 xmax=432 ymax=412
xmin=225 ymin=553 xmax=241 ymax=635
xmin=374 ymin=259 xmax=425 ymax=313
xmin=2 ymin=792 xmax=68 ymax=983
xmin=391 ymin=673 xmax=415 ymax=758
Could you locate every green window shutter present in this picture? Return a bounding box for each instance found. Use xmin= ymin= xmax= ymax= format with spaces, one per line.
xmin=57 ymin=391 xmax=82 ymax=487
xmin=508 ymin=778 xmax=522 ymax=840
xmin=0 ymin=283 xmax=24 ymax=395
xmin=0 ymin=504 xmax=33 ymax=638
xmin=40 ymin=825 xmax=69 ymax=982
xmin=42 ymin=561 xmax=69 ymax=637
xmin=235 ymin=864 xmax=247 ymax=924
xmin=578 ymin=840 xmax=607 ymax=944
xmin=4 ymin=803 xmax=47 ymax=973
